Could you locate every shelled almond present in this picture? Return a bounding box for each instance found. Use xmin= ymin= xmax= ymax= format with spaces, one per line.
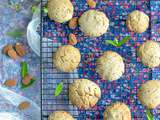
xmin=68 ymin=33 xmax=78 ymax=45
xmin=87 ymin=0 xmax=96 ymax=8
xmin=15 ymin=42 xmax=26 ymax=57
xmin=68 ymin=17 xmax=78 ymax=29
xmin=18 ymin=101 xmax=30 ymax=110
xmin=4 ymin=79 xmax=16 ymax=87
xmin=2 ymin=44 xmax=13 ymax=54
xmin=22 ymin=74 xmax=33 ymax=85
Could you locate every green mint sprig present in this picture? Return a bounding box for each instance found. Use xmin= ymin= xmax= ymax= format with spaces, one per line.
xmin=54 ymin=82 xmax=63 ymax=96
xmin=6 ymin=29 xmax=25 ymax=38
xmin=106 ymin=36 xmax=131 ymax=47
xmin=146 ymin=109 xmax=154 ymax=120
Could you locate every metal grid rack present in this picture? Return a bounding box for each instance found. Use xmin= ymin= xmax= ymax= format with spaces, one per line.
xmin=41 ymin=0 xmax=160 ymax=119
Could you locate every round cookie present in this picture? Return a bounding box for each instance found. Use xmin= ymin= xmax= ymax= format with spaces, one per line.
xmin=47 ymin=0 xmax=74 ymax=23
xmin=138 ymin=80 xmax=160 ymax=109
xmin=137 ymin=41 xmax=160 ymax=68
xmin=53 ymin=45 xmax=81 ymax=72
xmin=104 ymin=102 xmax=131 ymax=120
xmin=126 ymin=10 xmax=149 ymax=33
xmin=79 ymin=10 xmax=109 ymax=37
xmin=96 ymin=51 xmax=124 ymax=81
xmin=48 ymin=111 xmax=74 ymax=120
xmin=69 ymin=79 xmax=101 ymax=109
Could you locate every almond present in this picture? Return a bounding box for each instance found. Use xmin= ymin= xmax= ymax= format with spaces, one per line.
xmin=8 ymin=49 xmax=18 ymax=60
xmin=2 ymin=44 xmax=13 ymax=54
xmin=4 ymin=79 xmax=16 ymax=87
xmin=68 ymin=18 xmax=78 ymax=29
xmin=15 ymin=43 xmax=26 ymax=57
xmin=68 ymin=33 xmax=78 ymax=45
xmin=22 ymin=74 xmax=33 ymax=85
xmin=87 ymin=0 xmax=96 ymax=8
xmin=18 ymin=101 xmax=30 ymax=110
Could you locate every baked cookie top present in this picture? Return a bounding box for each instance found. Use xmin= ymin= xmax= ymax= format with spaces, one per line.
xmin=69 ymin=79 xmax=101 ymax=109
xmin=53 ymin=45 xmax=81 ymax=72
xmin=79 ymin=10 xmax=109 ymax=37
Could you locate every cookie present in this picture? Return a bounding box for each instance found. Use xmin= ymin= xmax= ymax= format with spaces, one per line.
xmin=48 ymin=111 xmax=74 ymax=120
xmin=138 ymin=80 xmax=160 ymax=109
xmin=79 ymin=10 xmax=109 ymax=37
xmin=47 ymin=0 xmax=74 ymax=23
xmin=126 ymin=10 xmax=149 ymax=33
xmin=104 ymin=102 xmax=131 ymax=120
xmin=137 ymin=41 xmax=160 ymax=68
xmin=69 ymin=79 xmax=101 ymax=109
xmin=96 ymin=51 xmax=125 ymax=81
xmin=53 ymin=45 xmax=81 ymax=72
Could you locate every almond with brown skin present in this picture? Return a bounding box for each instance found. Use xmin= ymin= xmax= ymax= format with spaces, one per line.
xmin=4 ymin=79 xmax=16 ymax=87
xmin=18 ymin=101 xmax=30 ymax=110
xmin=2 ymin=44 xmax=13 ymax=54
xmin=87 ymin=0 xmax=96 ymax=8
xmin=22 ymin=74 xmax=33 ymax=85
xmin=68 ymin=17 xmax=78 ymax=29
xmin=68 ymin=33 xmax=78 ymax=45
xmin=8 ymin=49 xmax=18 ymax=60
xmin=15 ymin=43 xmax=26 ymax=57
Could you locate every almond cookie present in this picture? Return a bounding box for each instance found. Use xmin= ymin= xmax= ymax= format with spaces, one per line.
xmin=69 ymin=79 xmax=101 ymax=109
xmin=96 ymin=51 xmax=124 ymax=81
xmin=53 ymin=45 xmax=81 ymax=72
xmin=47 ymin=0 xmax=74 ymax=23
xmin=79 ymin=10 xmax=109 ymax=37
xmin=104 ymin=102 xmax=131 ymax=120
xmin=138 ymin=80 xmax=160 ymax=109
xmin=48 ymin=111 xmax=74 ymax=120
xmin=137 ymin=41 xmax=160 ymax=68
xmin=126 ymin=10 xmax=149 ymax=33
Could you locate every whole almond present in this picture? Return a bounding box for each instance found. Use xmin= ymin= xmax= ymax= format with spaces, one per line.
xmin=4 ymin=79 xmax=16 ymax=87
xmin=15 ymin=43 xmax=26 ymax=57
xmin=18 ymin=101 xmax=30 ymax=110
xmin=8 ymin=49 xmax=18 ymax=60
xmin=22 ymin=74 xmax=33 ymax=85
xmin=68 ymin=18 xmax=78 ymax=29
xmin=68 ymin=33 xmax=78 ymax=45
xmin=87 ymin=0 xmax=96 ymax=8
xmin=2 ymin=44 xmax=13 ymax=54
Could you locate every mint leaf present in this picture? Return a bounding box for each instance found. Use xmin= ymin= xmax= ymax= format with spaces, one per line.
xmin=54 ymin=82 xmax=63 ymax=96
xmin=21 ymin=61 xmax=28 ymax=78
xmin=146 ymin=109 xmax=154 ymax=120
xmin=43 ymin=7 xmax=48 ymax=13
xmin=117 ymin=36 xmax=130 ymax=47
xmin=31 ymin=5 xmax=39 ymax=13
xmin=21 ymin=79 xmax=36 ymax=89
xmin=106 ymin=40 xmax=118 ymax=47
xmin=6 ymin=29 xmax=25 ymax=38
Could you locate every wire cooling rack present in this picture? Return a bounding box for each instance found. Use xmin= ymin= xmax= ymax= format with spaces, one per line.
xmin=41 ymin=0 xmax=160 ymax=119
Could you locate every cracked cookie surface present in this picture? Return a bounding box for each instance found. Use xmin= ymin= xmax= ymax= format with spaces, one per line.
xmin=104 ymin=102 xmax=131 ymax=120
xmin=48 ymin=111 xmax=74 ymax=120
xmin=69 ymin=79 xmax=101 ymax=109
xmin=79 ymin=10 xmax=109 ymax=37
xmin=96 ymin=51 xmax=124 ymax=81
xmin=47 ymin=0 xmax=74 ymax=23
xmin=137 ymin=41 xmax=160 ymax=68
xmin=138 ymin=80 xmax=160 ymax=109
xmin=53 ymin=45 xmax=81 ymax=72
xmin=126 ymin=10 xmax=149 ymax=33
